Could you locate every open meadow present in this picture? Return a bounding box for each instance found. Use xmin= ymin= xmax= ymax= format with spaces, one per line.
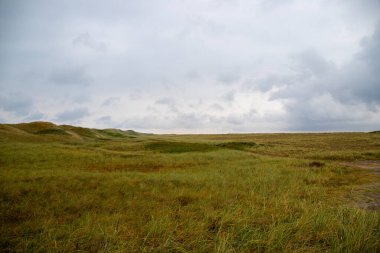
xmin=1 ymin=122 xmax=379 ymax=252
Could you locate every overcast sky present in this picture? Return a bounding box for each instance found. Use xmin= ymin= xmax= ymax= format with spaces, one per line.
xmin=0 ymin=0 xmax=379 ymax=133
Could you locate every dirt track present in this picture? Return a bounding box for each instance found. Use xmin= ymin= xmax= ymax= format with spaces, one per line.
xmin=342 ymin=160 xmax=380 ymax=210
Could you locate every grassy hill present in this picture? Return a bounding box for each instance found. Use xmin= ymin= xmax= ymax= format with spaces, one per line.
xmin=0 ymin=121 xmax=143 ymax=141
xmin=1 ymin=122 xmax=379 ymax=252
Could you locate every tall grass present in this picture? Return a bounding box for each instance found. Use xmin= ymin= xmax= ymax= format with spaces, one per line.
xmin=0 ymin=124 xmax=379 ymax=252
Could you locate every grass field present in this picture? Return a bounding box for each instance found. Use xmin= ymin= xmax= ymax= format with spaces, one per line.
xmin=1 ymin=122 xmax=379 ymax=252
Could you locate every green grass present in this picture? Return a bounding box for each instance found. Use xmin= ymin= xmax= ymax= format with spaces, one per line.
xmin=36 ymin=128 xmax=69 ymax=135
xmin=215 ymin=141 xmax=258 ymax=151
xmin=0 ymin=122 xmax=379 ymax=252
xmin=145 ymin=141 xmax=217 ymax=153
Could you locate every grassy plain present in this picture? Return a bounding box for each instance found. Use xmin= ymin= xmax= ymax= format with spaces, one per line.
xmin=1 ymin=122 xmax=380 ymax=252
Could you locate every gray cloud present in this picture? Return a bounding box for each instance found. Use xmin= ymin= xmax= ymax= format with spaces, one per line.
xmin=260 ymin=0 xmax=294 ymax=9
xmin=229 ymin=21 xmax=380 ymax=131
xmin=266 ymin=24 xmax=380 ymax=130
xmin=348 ymin=23 xmax=380 ymax=104
xmin=72 ymin=32 xmax=107 ymax=52
xmin=102 ymin=97 xmax=120 ymax=106
xmin=291 ymin=49 xmax=336 ymax=76
xmin=49 ymin=65 xmax=91 ymax=86
xmin=25 ymin=112 xmax=45 ymax=121
xmin=155 ymin=97 xmax=178 ymax=113
xmin=155 ymin=97 xmax=176 ymax=105
xmin=209 ymin=103 xmax=224 ymax=111
xmin=276 ymin=23 xmax=380 ymax=105
xmin=95 ymin=115 xmax=114 ymax=128
xmin=0 ymin=93 xmax=33 ymax=116
xmin=221 ymin=91 xmax=236 ymax=102
xmin=0 ymin=93 xmax=45 ymax=123
xmin=55 ymin=108 xmax=89 ymax=123
xmin=0 ymin=0 xmax=379 ymax=132
xmin=217 ymin=72 xmax=241 ymax=85
xmin=96 ymin=115 xmax=112 ymax=123
xmin=185 ymin=71 xmax=201 ymax=80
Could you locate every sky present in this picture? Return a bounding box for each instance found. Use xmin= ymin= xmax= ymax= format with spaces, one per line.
xmin=0 ymin=0 xmax=379 ymax=133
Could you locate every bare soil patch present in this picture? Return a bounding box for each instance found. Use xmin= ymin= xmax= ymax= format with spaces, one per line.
xmin=342 ymin=160 xmax=380 ymax=210
xmin=342 ymin=160 xmax=380 ymax=175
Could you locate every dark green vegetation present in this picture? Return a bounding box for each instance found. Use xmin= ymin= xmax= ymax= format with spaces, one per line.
xmin=1 ymin=122 xmax=380 ymax=252
xmin=145 ymin=141 xmax=217 ymax=153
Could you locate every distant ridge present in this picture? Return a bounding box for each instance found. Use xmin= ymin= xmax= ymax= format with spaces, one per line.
xmin=0 ymin=121 xmax=145 ymax=141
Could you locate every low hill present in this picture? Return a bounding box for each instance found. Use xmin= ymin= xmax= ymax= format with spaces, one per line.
xmin=0 ymin=121 xmax=143 ymax=141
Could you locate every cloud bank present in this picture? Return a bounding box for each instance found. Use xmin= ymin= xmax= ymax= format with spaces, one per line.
xmin=0 ymin=0 xmax=379 ymax=133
